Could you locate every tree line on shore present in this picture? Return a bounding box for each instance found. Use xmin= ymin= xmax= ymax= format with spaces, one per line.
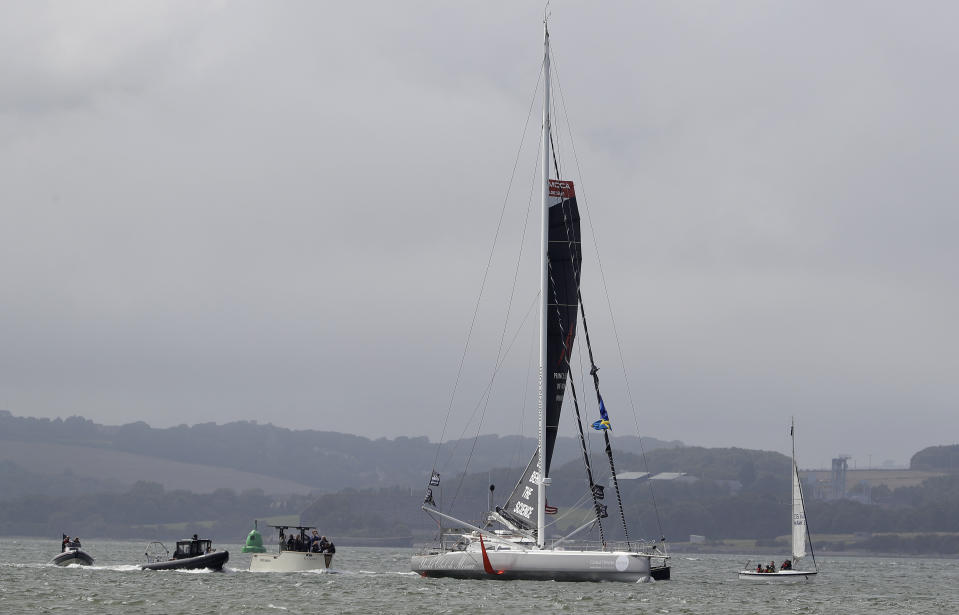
xmin=7 ymin=451 xmax=957 ymax=555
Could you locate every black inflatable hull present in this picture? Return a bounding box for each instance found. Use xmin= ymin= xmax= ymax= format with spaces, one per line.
xmin=141 ymin=550 xmax=229 ymax=571
xmin=51 ymin=550 xmax=95 ymax=566
xmin=650 ymin=565 xmax=670 ymax=581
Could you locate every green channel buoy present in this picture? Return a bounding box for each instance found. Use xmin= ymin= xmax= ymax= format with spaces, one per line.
xmin=241 ymin=520 xmax=266 ymax=553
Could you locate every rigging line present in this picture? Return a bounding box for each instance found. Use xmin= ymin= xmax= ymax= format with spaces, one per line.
xmin=441 ymin=117 xmax=543 ymax=478
xmin=544 ymin=489 xmax=593 ymax=529
xmin=549 ymin=128 xmax=562 ymax=179
xmin=449 ymin=134 xmax=542 ymax=510
xmin=427 ymin=58 xmax=545 ymax=481
xmin=557 ymin=196 xmax=630 ymax=549
xmin=442 ymin=295 xmax=539 ymax=511
xmin=569 ymin=228 xmax=633 ymax=549
xmin=568 ymin=331 xmax=596 ymax=463
xmin=440 ymin=291 xmax=539 ymax=473
xmin=566 ymin=243 xmax=597 ymax=466
xmin=563 ymin=367 xmax=607 ymax=546
xmin=553 ymin=162 xmax=630 ymax=545
xmin=546 ymin=51 xmax=563 ymax=178
xmin=511 ymin=318 xmax=538 ymax=472
xmin=547 ymin=256 xmax=606 ymax=546
xmin=551 ymin=52 xmax=667 ymax=542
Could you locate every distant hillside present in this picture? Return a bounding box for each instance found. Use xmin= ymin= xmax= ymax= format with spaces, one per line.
xmin=4 ymin=435 xmax=959 ymax=556
xmin=0 ymin=443 xmax=315 ymax=498
xmin=0 ymin=459 xmax=125 ymax=500
xmin=629 ymin=446 xmax=791 ymax=484
xmin=0 ymin=411 xmax=682 ymax=495
xmin=301 ymin=449 xmax=959 ymax=554
xmin=0 ymin=480 xmax=313 ymax=541
xmin=301 ymin=447 xmax=795 ymax=546
xmin=911 ymin=444 xmax=959 ymax=471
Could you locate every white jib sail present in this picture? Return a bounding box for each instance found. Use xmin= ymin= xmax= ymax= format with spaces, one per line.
xmin=791 ymin=461 xmax=807 ymax=560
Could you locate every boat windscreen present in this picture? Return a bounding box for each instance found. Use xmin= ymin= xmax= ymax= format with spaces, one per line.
xmin=175 ymin=539 xmax=211 ymax=558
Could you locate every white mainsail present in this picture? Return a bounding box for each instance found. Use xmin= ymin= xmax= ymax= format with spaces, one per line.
xmin=790 ymin=418 xmax=808 ymax=562
xmin=791 ymin=461 xmax=807 ymax=560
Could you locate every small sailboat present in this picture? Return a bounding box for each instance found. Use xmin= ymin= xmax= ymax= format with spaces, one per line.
xmin=410 ymin=17 xmax=668 ymax=583
xmin=739 ymin=419 xmax=818 ymax=581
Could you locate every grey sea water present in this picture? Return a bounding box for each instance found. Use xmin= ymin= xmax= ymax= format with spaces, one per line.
xmin=1 ymin=538 xmax=957 ymax=614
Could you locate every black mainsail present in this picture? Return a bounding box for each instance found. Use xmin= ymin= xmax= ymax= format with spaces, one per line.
xmin=543 ymin=179 xmax=581 ymax=476
xmin=500 ymin=179 xmax=580 ymax=530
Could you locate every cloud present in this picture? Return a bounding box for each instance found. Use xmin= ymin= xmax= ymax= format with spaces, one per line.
xmin=1 ymin=1 xmax=957 ymax=469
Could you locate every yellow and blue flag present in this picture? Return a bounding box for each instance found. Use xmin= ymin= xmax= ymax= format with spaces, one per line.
xmin=599 ymin=396 xmax=609 ymax=422
xmin=592 ymin=396 xmax=611 ymax=430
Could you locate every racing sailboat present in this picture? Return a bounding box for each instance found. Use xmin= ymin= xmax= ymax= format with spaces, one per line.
xmin=739 ymin=418 xmax=819 ymax=581
xmin=410 ymin=19 xmax=668 ymax=583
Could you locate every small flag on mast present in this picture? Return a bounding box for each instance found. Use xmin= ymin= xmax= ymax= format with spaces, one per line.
xmin=544 ymin=502 xmax=558 ymax=515
xmin=592 ymin=396 xmax=611 ymax=430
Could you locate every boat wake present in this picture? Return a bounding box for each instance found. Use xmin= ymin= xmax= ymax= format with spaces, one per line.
xmin=4 ymin=562 xmax=50 ymax=569
xmin=63 ymin=564 xmax=218 ymax=573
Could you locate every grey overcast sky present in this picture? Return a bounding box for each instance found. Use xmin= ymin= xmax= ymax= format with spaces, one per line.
xmin=2 ymin=1 xmax=957 ymax=469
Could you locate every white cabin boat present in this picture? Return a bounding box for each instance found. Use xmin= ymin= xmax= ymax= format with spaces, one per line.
xmin=249 ymin=525 xmax=334 ymax=572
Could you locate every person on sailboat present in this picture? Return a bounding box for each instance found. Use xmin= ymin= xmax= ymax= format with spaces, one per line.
xmin=756 ymin=564 xmax=763 ymax=573
xmin=781 ymin=559 xmax=792 ymax=570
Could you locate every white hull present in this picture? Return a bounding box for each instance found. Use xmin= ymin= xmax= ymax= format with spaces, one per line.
xmin=738 ymin=570 xmax=817 ymax=582
xmin=412 ymin=548 xmax=653 ymax=582
xmin=249 ymin=551 xmax=333 ymax=572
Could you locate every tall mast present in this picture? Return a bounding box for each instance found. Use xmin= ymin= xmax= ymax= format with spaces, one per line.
xmin=791 ymin=416 xmax=795 ymax=467
xmin=536 ymin=18 xmax=551 ymax=549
